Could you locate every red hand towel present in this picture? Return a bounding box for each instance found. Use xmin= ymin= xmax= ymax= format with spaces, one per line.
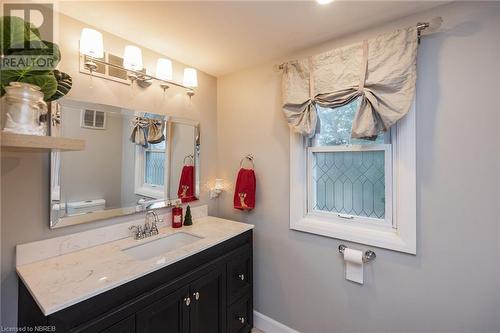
xmin=177 ymin=165 xmax=196 ymax=203
xmin=233 ymin=168 xmax=256 ymax=210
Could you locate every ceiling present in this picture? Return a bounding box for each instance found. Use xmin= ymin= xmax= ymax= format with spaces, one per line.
xmin=58 ymin=1 xmax=446 ymax=77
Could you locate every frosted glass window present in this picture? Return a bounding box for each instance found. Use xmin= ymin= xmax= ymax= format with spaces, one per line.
xmin=312 ymin=150 xmax=385 ymax=218
xmin=145 ymin=151 xmax=165 ymax=186
xmin=309 ymin=100 xmax=391 ymax=224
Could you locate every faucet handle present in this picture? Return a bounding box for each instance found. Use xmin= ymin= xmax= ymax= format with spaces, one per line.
xmin=129 ymin=225 xmax=145 ymax=240
xmin=137 ymin=226 xmax=145 ymax=239
xmin=129 ymin=225 xmax=139 ymax=239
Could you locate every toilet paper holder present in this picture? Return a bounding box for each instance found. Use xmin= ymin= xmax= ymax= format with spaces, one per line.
xmin=338 ymin=244 xmax=376 ymax=263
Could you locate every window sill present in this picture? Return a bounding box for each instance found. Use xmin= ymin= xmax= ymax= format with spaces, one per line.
xmin=135 ymin=187 xmax=164 ymax=199
xmin=291 ymin=216 xmax=416 ymax=254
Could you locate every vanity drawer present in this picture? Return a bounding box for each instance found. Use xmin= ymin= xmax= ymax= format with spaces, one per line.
xmin=227 ymin=244 xmax=252 ymax=305
xmin=227 ymin=293 xmax=252 ymax=333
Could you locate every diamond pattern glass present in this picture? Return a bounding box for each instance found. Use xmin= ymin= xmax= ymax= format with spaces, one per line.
xmin=312 ymin=150 xmax=385 ymax=218
xmin=145 ymin=151 xmax=165 ymax=186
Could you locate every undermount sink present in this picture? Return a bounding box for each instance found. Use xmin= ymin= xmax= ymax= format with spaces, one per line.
xmin=122 ymin=232 xmax=203 ymax=261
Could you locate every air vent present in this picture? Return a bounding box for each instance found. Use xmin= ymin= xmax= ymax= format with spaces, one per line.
xmin=81 ymin=109 xmax=107 ymax=130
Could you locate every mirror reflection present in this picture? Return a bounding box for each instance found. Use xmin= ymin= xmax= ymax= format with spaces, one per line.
xmin=168 ymin=121 xmax=200 ymax=202
xmin=50 ymin=100 xmax=200 ymax=228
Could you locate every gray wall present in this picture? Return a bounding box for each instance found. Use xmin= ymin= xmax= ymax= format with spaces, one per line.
xmin=216 ymin=2 xmax=500 ymax=332
xmin=0 ymin=13 xmax=218 ymax=326
xmin=61 ymin=107 xmax=124 ymax=208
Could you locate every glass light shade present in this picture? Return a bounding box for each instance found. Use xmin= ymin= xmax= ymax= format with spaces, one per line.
xmin=156 ymin=58 xmax=173 ymax=81
xmin=183 ymin=68 xmax=198 ymax=88
xmin=214 ymin=179 xmax=224 ymax=191
xmin=316 ymin=0 xmax=333 ymax=4
xmin=79 ymin=28 xmax=104 ymax=58
xmin=123 ymin=45 xmax=143 ymax=71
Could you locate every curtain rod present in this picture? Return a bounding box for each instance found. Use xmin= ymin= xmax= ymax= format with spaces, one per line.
xmin=276 ymin=17 xmax=442 ymax=71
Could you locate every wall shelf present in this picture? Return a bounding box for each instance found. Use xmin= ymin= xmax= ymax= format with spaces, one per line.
xmin=1 ymin=133 xmax=85 ymax=152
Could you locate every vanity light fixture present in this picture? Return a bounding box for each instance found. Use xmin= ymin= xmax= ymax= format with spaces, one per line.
xmin=156 ymin=58 xmax=173 ymax=91
xmin=183 ymin=68 xmax=198 ymax=97
xmin=316 ymin=0 xmax=334 ymax=4
xmin=79 ymin=27 xmax=197 ymax=97
xmin=123 ymin=45 xmax=144 ymax=83
xmin=123 ymin=45 xmax=143 ymax=71
xmin=79 ymin=28 xmax=104 ymax=72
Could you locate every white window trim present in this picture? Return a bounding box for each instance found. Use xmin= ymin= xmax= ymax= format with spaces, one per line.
xmin=290 ymin=102 xmax=416 ymax=254
xmin=134 ymin=145 xmax=167 ymax=199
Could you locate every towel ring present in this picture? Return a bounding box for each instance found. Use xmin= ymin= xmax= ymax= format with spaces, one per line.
xmin=183 ymin=154 xmax=194 ymax=165
xmin=240 ymin=154 xmax=254 ymax=169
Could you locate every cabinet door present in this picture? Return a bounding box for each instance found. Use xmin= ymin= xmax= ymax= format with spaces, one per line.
xmin=136 ymin=286 xmax=189 ymax=333
xmin=189 ymin=267 xmax=226 ymax=333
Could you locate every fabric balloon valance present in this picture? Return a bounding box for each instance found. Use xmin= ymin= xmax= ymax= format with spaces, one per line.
xmin=281 ymin=26 xmax=418 ymax=139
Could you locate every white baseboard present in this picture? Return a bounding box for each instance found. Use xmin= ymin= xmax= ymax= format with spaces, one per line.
xmin=253 ymin=311 xmax=300 ymax=333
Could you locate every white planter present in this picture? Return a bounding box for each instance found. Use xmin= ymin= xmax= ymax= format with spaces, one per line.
xmin=2 ymin=82 xmax=48 ymax=136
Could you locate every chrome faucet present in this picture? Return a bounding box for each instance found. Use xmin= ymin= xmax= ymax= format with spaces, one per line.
xmin=130 ymin=210 xmax=160 ymax=240
xmin=145 ymin=210 xmax=160 ymax=237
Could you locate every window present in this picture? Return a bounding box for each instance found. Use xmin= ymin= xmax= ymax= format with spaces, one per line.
xmin=144 ymin=140 xmax=166 ymax=187
xmin=134 ymin=115 xmax=167 ymax=199
xmin=290 ymin=99 xmax=416 ymax=254
xmin=308 ymin=99 xmax=392 ymax=228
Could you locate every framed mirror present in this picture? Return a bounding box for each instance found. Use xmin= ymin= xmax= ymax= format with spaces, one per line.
xmin=50 ymin=99 xmax=200 ymax=228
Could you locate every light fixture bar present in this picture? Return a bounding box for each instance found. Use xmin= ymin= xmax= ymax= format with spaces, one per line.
xmin=83 ymin=55 xmax=195 ymax=95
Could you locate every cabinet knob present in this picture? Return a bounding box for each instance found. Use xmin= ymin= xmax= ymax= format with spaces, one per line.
xmin=238 ymin=274 xmax=245 ymax=281
xmin=237 ymin=316 xmax=245 ymax=324
xmin=193 ymin=291 xmax=200 ymax=300
xmin=184 ymin=297 xmax=191 ymax=306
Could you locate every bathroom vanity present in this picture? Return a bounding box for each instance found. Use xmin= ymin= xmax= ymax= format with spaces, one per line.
xmin=17 ymin=216 xmax=254 ymax=333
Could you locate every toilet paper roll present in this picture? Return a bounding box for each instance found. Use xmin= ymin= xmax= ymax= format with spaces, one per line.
xmin=343 ymin=248 xmax=364 ymax=284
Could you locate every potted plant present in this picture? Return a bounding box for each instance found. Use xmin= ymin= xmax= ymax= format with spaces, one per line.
xmin=0 ymin=16 xmax=72 ymax=135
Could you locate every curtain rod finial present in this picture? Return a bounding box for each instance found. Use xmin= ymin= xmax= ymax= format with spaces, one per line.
xmin=274 ymin=63 xmax=285 ymax=72
xmin=418 ymin=17 xmax=443 ymax=34
xmin=429 ymin=16 xmax=443 ymax=32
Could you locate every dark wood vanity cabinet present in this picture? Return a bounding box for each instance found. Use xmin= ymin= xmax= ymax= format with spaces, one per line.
xmin=18 ymin=230 xmax=253 ymax=333
xmin=135 ymin=286 xmax=190 ymax=333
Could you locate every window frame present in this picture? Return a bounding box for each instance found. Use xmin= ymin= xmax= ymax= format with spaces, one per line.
xmin=134 ymin=144 xmax=167 ymax=199
xmin=307 ymin=144 xmax=393 ymax=229
xmin=133 ymin=115 xmax=168 ymax=200
xmin=290 ymin=102 xmax=416 ymax=254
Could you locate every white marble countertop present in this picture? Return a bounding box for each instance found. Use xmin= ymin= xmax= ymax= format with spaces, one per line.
xmin=16 ymin=216 xmax=254 ymax=316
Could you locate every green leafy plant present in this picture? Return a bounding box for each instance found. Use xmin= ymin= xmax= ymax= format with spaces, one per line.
xmin=0 ymin=16 xmax=72 ymax=101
